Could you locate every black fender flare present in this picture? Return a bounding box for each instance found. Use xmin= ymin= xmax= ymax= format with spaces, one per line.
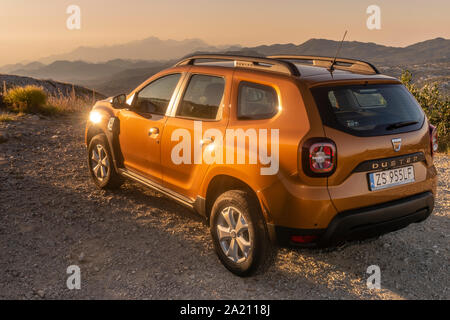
xmin=86 ymin=115 xmax=124 ymax=172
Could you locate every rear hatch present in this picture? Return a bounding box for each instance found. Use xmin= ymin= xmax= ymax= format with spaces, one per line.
xmin=310 ymin=82 xmax=435 ymax=212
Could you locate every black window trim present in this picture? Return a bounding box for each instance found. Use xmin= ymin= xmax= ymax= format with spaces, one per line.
xmin=237 ymin=81 xmax=279 ymax=120
xmin=132 ymin=73 xmax=183 ymax=116
xmin=173 ymin=73 xmax=226 ymax=122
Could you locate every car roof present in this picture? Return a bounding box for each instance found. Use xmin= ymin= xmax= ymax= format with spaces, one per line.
xmin=192 ymin=61 xmax=397 ymax=85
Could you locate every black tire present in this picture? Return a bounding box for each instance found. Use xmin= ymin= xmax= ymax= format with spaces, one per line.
xmin=87 ymin=134 xmax=123 ymax=189
xmin=210 ymin=190 xmax=277 ymax=276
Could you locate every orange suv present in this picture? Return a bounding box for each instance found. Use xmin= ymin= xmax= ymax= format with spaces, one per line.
xmin=85 ymin=54 xmax=438 ymax=276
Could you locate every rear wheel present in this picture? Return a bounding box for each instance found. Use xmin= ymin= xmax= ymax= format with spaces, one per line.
xmin=210 ymin=190 xmax=276 ymax=276
xmin=87 ymin=134 xmax=122 ymax=189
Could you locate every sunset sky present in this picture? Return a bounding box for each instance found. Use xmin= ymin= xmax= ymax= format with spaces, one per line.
xmin=0 ymin=0 xmax=449 ymax=64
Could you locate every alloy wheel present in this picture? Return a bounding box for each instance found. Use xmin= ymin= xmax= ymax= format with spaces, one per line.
xmin=216 ymin=206 xmax=252 ymax=263
xmin=90 ymin=144 xmax=109 ymax=182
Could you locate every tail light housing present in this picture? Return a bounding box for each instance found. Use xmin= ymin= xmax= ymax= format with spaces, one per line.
xmin=302 ymin=139 xmax=337 ymax=177
xmin=429 ymin=124 xmax=438 ymax=157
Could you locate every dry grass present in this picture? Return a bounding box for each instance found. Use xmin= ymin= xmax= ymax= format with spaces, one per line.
xmin=4 ymin=85 xmax=96 ymax=116
xmin=0 ymin=113 xmax=15 ymax=122
xmin=47 ymin=94 xmax=94 ymax=115
xmin=46 ymin=86 xmax=97 ymax=115
xmin=0 ymin=112 xmax=26 ymax=122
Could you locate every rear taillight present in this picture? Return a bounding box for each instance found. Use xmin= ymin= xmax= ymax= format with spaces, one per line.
xmin=429 ymin=124 xmax=438 ymax=157
xmin=302 ymin=139 xmax=337 ymax=177
xmin=309 ymin=143 xmax=336 ymax=173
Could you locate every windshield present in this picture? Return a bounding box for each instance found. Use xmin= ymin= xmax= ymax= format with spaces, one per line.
xmin=311 ymin=84 xmax=425 ymax=136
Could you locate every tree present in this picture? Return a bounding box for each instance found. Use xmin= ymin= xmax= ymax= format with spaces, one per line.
xmin=401 ymin=70 xmax=449 ymax=152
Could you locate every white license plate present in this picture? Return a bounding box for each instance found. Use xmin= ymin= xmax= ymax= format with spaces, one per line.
xmin=369 ymin=166 xmax=415 ymax=191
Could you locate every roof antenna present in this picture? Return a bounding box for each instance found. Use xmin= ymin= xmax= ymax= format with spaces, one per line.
xmin=329 ymin=30 xmax=348 ymax=73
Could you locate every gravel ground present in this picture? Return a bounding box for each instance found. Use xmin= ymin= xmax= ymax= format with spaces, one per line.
xmin=0 ymin=115 xmax=448 ymax=300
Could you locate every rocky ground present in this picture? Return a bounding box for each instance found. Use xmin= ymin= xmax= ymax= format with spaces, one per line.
xmin=0 ymin=114 xmax=448 ymax=300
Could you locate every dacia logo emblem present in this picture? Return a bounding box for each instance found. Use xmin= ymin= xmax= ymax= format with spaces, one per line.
xmin=392 ymin=138 xmax=402 ymax=152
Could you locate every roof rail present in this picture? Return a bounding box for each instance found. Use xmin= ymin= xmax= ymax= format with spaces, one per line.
xmin=268 ymin=55 xmax=380 ymax=75
xmin=175 ymin=54 xmax=300 ymax=77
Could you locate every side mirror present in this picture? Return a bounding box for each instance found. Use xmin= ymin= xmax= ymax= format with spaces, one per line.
xmin=112 ymin=94 xmax=128 ymax=109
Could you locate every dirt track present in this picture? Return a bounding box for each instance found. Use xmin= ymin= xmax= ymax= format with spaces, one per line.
xmin=0 ymin=115 xmax=448 ymax=300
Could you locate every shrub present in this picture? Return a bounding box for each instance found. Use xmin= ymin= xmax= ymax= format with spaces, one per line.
xmin=2 ymin=85 xmax=93 ymax=116
xmin=401 ymin=70 xmax=450 ymax=153
xmin=0 ymin=113 xmax=15 ymax=122
xmin=4 ymin=85 xmax=49 ymax=114
xmin=0 ymin=95 xmax=5 ymax=109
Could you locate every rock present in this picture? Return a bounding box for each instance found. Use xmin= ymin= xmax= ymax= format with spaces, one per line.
xmin=37 ymin=290 xmax=45 ymax=298
xmin=30 ymin=115 xmax=40 ymax=121
xmin=78 ymin=252 xmax=86 ymax=262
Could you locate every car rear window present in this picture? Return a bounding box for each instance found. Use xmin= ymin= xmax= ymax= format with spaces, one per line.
xmin=238 ymin=82 xmax=278 ymax=120
xmin=311 ymin=84 xmax=425 ymax=136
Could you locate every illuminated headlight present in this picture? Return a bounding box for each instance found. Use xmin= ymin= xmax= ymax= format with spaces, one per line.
xmin=89 ymin=111 xmax=102 ymax=124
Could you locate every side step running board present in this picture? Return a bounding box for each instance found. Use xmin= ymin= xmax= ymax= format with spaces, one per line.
xmin=118 ymin=168 xmax=195 ymax=210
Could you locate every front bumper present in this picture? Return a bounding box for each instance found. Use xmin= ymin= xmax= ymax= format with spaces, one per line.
xmin=268 ymin=191 xmax=434 ymax=247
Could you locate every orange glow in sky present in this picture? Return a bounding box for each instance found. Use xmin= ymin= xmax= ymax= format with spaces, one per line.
xmin=0 ymin=0 xmax=449 ymax=64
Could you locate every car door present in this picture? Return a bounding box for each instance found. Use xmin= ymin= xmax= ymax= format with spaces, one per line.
xmin=117 ymin=73 xmax=182 ymax=184
xmin=161 ymin=71 xmax=232 ymax=200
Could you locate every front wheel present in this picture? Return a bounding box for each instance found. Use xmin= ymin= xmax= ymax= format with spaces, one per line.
xmin=210 ymin=190 xmax=276 ymax=276
xmin=87 ymin=134 xmax=123 ymax=189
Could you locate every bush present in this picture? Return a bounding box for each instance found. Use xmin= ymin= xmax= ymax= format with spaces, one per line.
xmin=0 ymin=113 xmax=15 ymax=123
xmin=401 ymin=70 xmax=450 ymax=153
xmin=2 ymin=85 xmax=96 ymax=117
xmin=0 ymin=95 xmax=5 ymax=109
xmin=4 ymin=85 xmax=51 ymax=114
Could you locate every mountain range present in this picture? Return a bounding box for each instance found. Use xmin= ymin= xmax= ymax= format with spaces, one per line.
xmin=1 ymin=37 xmax=448 ymax=96
xmin=38 ymin=37 xmax=240 ymax=64
xmin=242 ymin=38 xmax=450 ymax=64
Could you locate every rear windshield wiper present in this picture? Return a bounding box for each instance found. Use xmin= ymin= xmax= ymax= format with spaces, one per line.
xmin=386 ymin=121 xmax=418 ymax=130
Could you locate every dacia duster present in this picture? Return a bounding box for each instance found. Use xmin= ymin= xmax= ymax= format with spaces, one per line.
xmin=85 ymin=54 xmax=438 ymax=276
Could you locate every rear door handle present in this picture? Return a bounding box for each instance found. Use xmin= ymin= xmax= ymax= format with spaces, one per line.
xmin=149 ymin=127 xmax=159 ymax=135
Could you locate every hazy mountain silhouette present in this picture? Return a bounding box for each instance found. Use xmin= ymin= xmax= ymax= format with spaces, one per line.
xmin=0 ymin=61 xmax=46 ymax=74
xmin=1 ymin=37 xmax=448 ymax=96
xmin=244 ymin=37 xmax=449 ymax=64
xmin=4 ymin=60 xmax=169 ymax=83
xmin=35 ymin=36 xmax=240 ymax=64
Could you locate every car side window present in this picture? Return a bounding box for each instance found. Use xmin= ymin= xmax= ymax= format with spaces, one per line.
xmin=238 ymin=82 xmax=278 ymax=120
xmin=134 ymin=74 xmax=181 ymax=115
xmin=176 ymin=75 xmax=225 ymax=120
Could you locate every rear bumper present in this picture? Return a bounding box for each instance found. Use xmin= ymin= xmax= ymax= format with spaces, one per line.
xmin=268 ymin=191 xmax=434 ymax=247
